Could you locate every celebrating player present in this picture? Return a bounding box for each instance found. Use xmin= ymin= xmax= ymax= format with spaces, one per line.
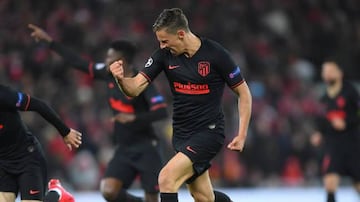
xmin=0 ymin=84 xmax=82 ymax=202
xmin=110 ymin=8 xmax=252 ymax=202
xmin=29 ymin=24 xmax=168 ymax=202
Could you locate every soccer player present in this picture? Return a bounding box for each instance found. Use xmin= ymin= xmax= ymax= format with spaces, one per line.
xmin=0 ymin=84 xmax=82 ymax=202
xmin=29 ymin=24 xmax=168 ymax=202
xmin=311 ymin=61 xmax=360 ymax=202
xmin=110 ymin=8 xmax=252 ymax=202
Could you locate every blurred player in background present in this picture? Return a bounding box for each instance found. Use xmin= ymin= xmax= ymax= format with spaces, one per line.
xmin=311 ymin=61 xmax=360 ymax=202
xmin=0 ymin=84 xmax=82 ymax=202
xmin=29 ymin=24 xmax=168 ymax=202
xmin=44 ymin=179 xmax=75 ymax=202
xmin=110 ymin=8 xmax=252 ymax=202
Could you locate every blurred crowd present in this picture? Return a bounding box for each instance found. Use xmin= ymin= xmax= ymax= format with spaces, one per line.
xmin=1 ymin=0 xmax=360 ymax=190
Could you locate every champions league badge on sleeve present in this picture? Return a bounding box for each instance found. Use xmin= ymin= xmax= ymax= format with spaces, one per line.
xmin=95 ymin=63 xmax=106 ymax=70
xmin=16 ymin=92 xmax=23 ymax=107
xmin=229 ymin=66 xmax=241 ymax=79
xmin=145 ymin=57 xmax=153 ymax=68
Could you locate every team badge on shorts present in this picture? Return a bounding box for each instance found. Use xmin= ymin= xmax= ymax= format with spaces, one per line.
xmin=198 ymin=61 xmax=210 ymax=77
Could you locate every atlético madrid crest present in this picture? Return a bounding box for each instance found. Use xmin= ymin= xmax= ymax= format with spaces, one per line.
xmin=198 ymin=61 xmax=210 ymax=77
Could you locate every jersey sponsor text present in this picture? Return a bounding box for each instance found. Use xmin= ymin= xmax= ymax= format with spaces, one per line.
xmin=173 ymin=82 xmax=210 ymax=95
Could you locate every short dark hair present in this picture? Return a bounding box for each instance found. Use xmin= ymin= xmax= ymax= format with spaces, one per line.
xmin=110 ymin=40 xmax=137 ymax=64
xmin=152 ymin=8 xmax=189 ymax=33
xmin=322 ymin=56 xmax=344 ymax=71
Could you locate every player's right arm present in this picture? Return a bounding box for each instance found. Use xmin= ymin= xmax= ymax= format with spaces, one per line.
xmin=28 ymin=24 xmax=107 ymax=79
xmin=110 ymin=60 xmax=149 ymax=97
xmin=111 ymin=49 xmax=165 ymax=97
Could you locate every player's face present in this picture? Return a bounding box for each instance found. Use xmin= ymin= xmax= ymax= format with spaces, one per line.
xmin=105 ymin=48 xmax=124 ymax=69
xmin=155 ymin=29 xmax=185 ymax=56
xmin=321 ymin=62 xmax=342 ymax=85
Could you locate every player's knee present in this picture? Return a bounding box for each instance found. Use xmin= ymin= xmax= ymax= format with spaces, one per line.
xmin=354 ymin=182 xmax=360 ymax=193
xmin=100 ymin=181 xmax=120 ymax=201
xmin=101 ymin=190 xmax=117 ymax=201
xmin=158 ymin=168 xmax=176 ymax=191
xmin=190 ymin=190 xmax=214 ymax=202
xmin=323 ymin=174 xmax=340 ymax=192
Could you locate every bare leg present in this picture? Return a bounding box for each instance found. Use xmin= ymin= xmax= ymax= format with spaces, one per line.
xmin=0 ymin=192 xmax=16 ymax=202
xmin=186 ymin=170 xmax=215 ymax=202
xmin=158 ymin=152 xmax=194 ymax=202
xmin=323 ymin=173 xmax=340 ymax=202
xmin=145 ymin=192 xmax=158 ymax=202
xmin=158 ymin=152 xmax=194 ymax=193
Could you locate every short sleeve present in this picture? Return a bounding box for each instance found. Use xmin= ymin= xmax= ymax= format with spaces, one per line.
xmin=139 ymin=49 xmax=165 ymax=83
xmin=215 ymin=48 xmax=244 ymax=89
xmin=0 ymin=85 xmax=30 ymax=111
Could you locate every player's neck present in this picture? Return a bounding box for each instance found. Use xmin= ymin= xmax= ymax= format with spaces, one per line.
xmin=327 ymin=80 xmax=342 ymax=98
xmin=183 ymin=32 xmax=201 ymax=58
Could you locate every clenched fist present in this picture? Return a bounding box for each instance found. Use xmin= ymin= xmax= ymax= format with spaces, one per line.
xmin=110 ymin=60 xmax=125 ymax=80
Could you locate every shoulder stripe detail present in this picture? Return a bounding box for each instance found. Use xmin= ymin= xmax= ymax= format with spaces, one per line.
xmin=230 ymin=80 xmax=245 ymax=89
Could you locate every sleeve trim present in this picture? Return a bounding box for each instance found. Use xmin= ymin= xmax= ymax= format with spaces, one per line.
xmin=24 ymin=94 xmax=31 ymax=111
xmin=139 ymin=71 xmax=152 ymax=83
xmin=230 ymin=80 xmax=245 ymax=89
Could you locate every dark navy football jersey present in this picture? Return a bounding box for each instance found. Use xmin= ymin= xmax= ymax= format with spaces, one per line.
xmin=76 ymin=62 xmax=168 ymax=146
xmin=140 ymin=38 xmax=244 ymax=136
xmin=49 ymin=42 xmax=167 ymax=146
xmin=319 ymin=81 xmax=360 ymax=136
xmin=0 ymin=85 xmax=33 ymax=160
xmin=0 ymin=85 xmax=70 ymax=171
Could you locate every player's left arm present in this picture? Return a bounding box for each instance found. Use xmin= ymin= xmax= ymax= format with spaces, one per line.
xmin=213 ymin=44 xmax=252 ymax=151
xmin=0 ymin=85 xmax=82 ymax=150
xmin=227 ymin=81 xmax=252 ymax=151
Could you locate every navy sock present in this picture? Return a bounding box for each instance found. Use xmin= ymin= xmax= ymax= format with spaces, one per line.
xmin=214 ymin=190 xmax=232 ymax=202
xmin=44 ymin=191 xmax=60 ymax=202
xmin=160 ymin=192 xmax=178 ymax=202
xmin=327 ymin=192 xmax=335 ymax=202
